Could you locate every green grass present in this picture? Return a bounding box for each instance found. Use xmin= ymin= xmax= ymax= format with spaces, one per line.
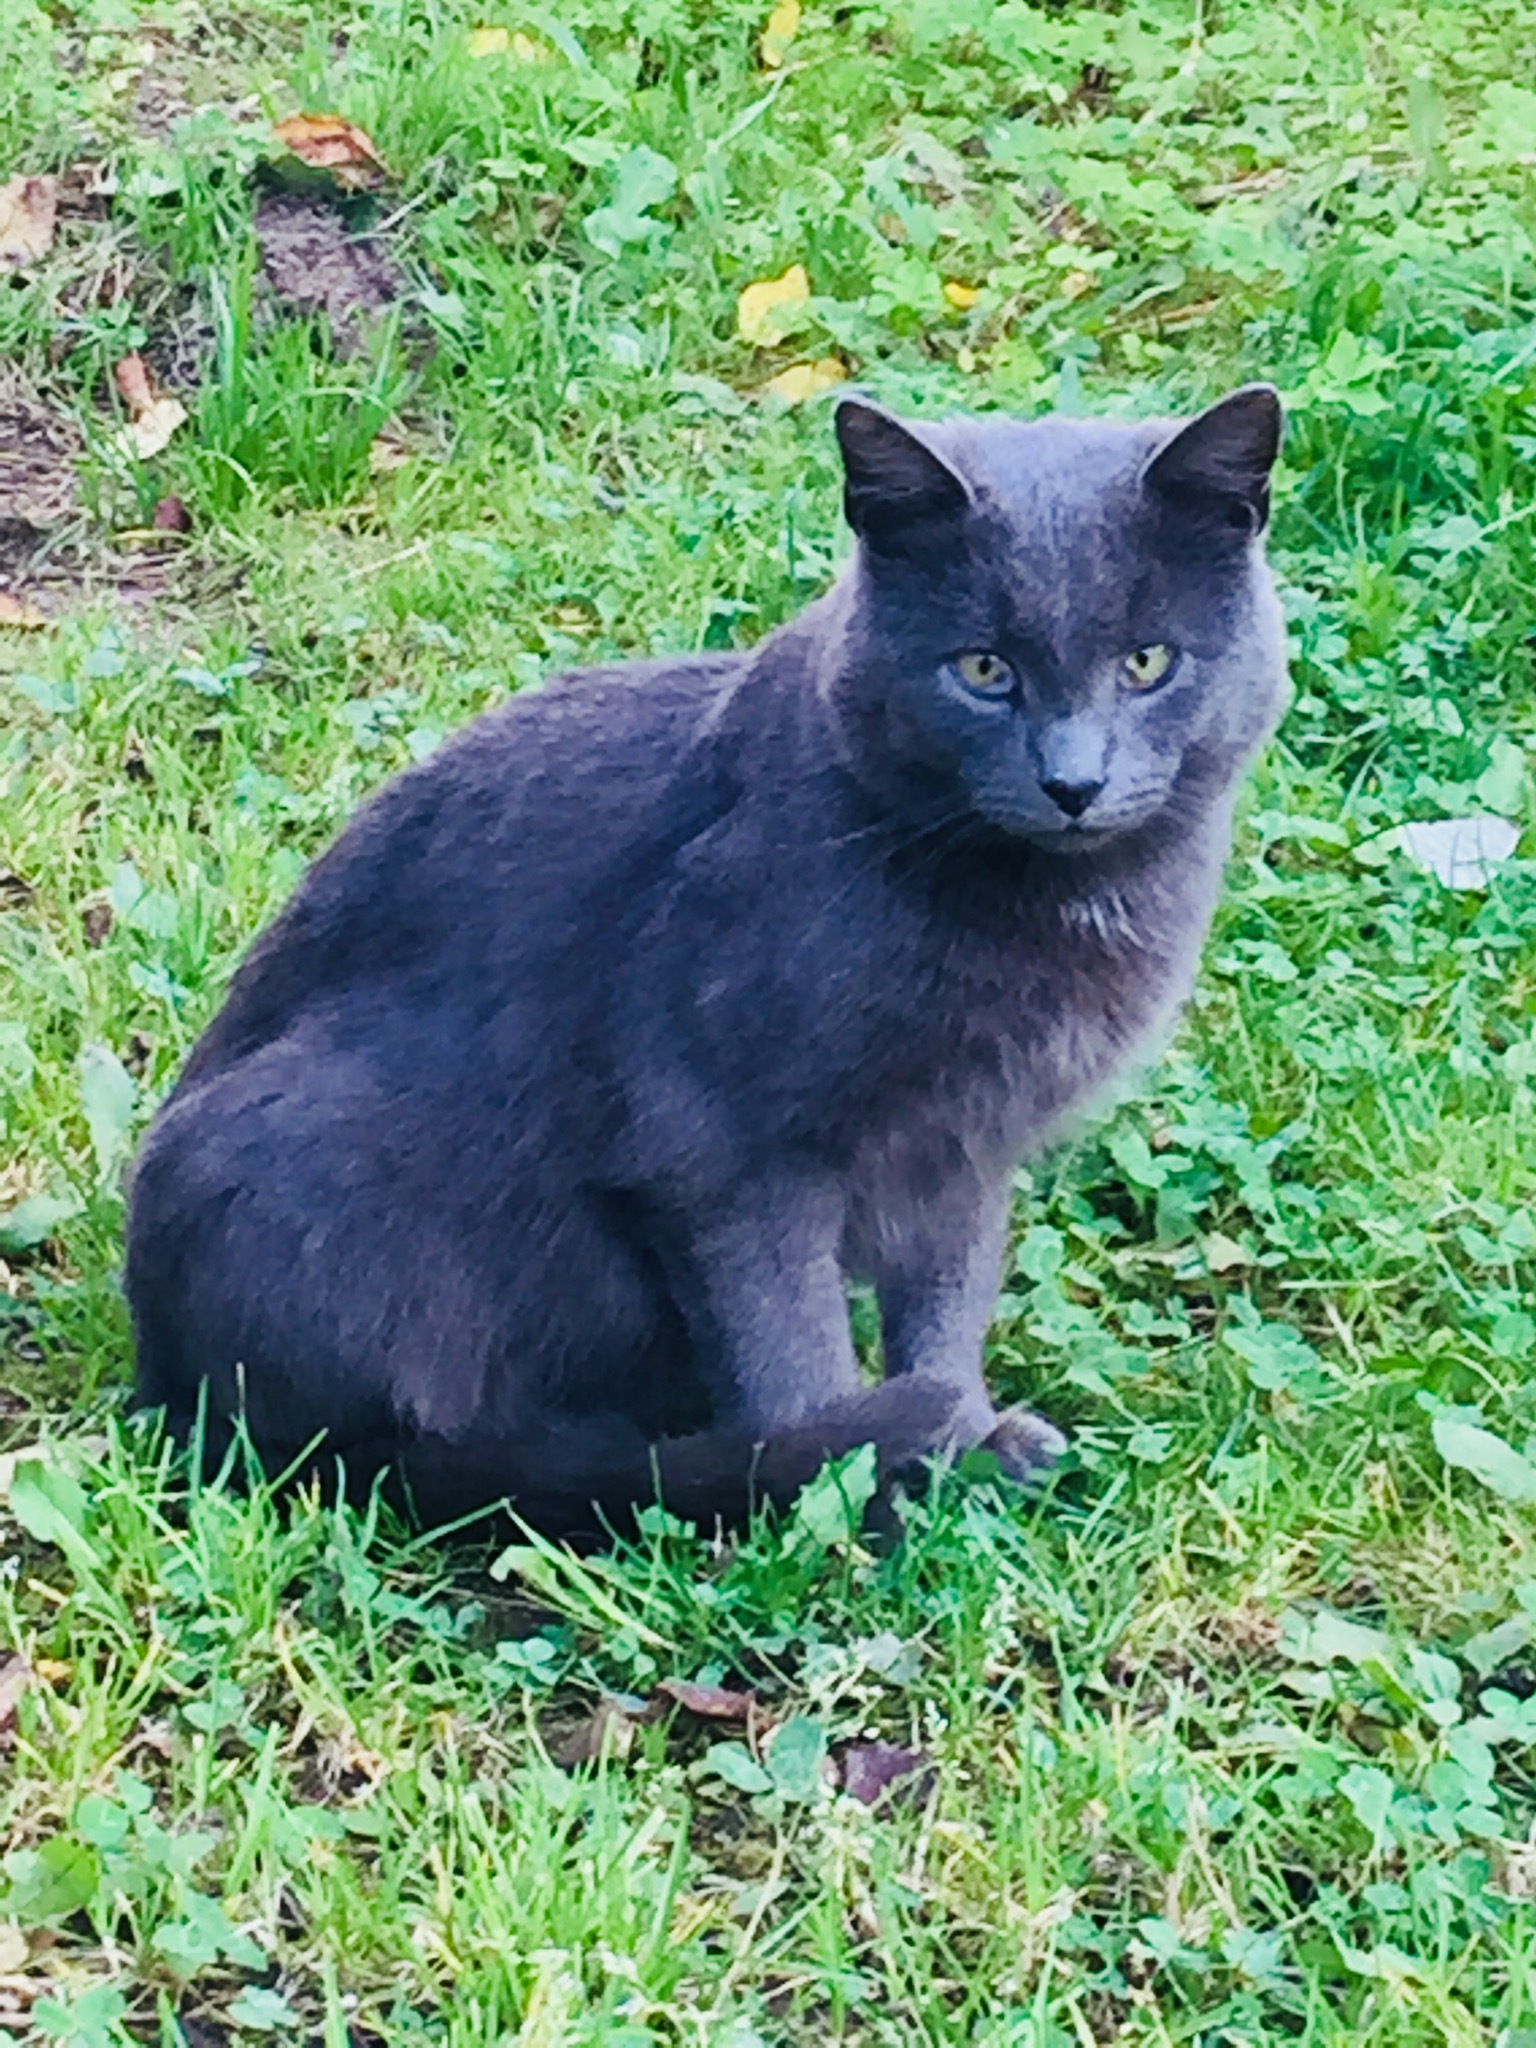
xmin=3 ymin=0 xmax=1536 ymax=2039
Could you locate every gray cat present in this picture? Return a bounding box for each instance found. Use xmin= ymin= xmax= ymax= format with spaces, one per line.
xmin=124 ymin=387 xmax=1287 ymax=1533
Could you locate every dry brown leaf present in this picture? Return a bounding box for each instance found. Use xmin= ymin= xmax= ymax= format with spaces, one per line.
xmin=552 ymin=1698 xmax=637 ymax=1767
xmin=0 ymin=1653 xmax=32 ymax=1741
xmin=273 ymin=113 xmax=388 ymax=192
xmin=839 ymin=1738 xmax=929 ymax=1807
xmin=0 ymin=593 xmax=47 ymax=629
xmin=112 ymin=354 xmax=187 ymax=461
xmin=151 ymin=494 xmax=192 ymax=532
xmin=112 ymin=352 xmax=155 ymax=413
xmin=0 ymin=175 xmax=57 ymax=268
xmin=656 ymin=1677 xmax=756 ymax=1721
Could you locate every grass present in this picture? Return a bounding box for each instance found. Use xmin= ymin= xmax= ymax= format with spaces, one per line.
xmin=2 ymin=0 xmax=1536 ymax=2038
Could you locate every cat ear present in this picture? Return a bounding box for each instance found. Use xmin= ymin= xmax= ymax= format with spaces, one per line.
xmin=1143 ymin=384 xmax=1282 ymax=537
xmin=835 ymin=399 xmax=970 ymax=555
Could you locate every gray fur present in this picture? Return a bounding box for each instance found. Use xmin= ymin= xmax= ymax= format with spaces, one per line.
xmin=124 ymin=388 xmax=1288 ymax=1532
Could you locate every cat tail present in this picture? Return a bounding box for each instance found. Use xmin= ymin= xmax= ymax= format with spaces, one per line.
xmin=388 ymin=1377 xmax=968 ymax=1536
xmin=640 ymin=1376 xmax=967 ymax=1530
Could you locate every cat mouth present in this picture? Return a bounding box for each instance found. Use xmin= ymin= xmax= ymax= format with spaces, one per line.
xmin=1025 ymin=819 xmax=1122 ymax=853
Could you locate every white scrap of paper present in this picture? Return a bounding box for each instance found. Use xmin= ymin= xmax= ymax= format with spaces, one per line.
xmin=1396 ymin=815 xmax=1520 ymax=891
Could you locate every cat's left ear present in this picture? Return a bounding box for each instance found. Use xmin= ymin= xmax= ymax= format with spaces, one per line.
xmin=835 ymin=399 xmax=971 ymax=557
xmin=1143 ymin=384 xmax=1283 ymax=537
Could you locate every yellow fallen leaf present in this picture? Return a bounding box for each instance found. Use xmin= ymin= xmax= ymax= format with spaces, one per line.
xmin=942 ymin=279 xmax=979 ymax=310
xmin=762 ymin=357 xmax=846 ymax=403
xmin=33 ymin=1657 xmax=71 ymax=1683
xmin=760 ymin=0 xmax=800 ymax=68
xmin=0 ymin=174 xmax=57 ymax=269
xmin=1059 ymin=268 xmax=1095 ymax=300
xmin=470 ymin=25 xmax=547 ymax=59
xmin=737 ymin=262 xmax=810 ymax=346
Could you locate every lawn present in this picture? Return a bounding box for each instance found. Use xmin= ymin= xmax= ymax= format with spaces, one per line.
xmin=3 ymin=0 xmax=1536 ymax=2040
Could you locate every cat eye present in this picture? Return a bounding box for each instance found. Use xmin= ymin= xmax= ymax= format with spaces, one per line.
xmin=1123 ymin=643 xmax=1176 ymax=691
xmin=953 ymin=651 xmax=1015 ymax=697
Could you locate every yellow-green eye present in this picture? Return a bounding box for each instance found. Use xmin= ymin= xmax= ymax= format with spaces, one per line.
xmin=954 ymin=651 xmax=1014 ymax=695
xmin=1123 ymin=643 xmax=1175 ymax=690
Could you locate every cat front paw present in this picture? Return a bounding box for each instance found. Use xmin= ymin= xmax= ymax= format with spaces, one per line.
xmin=980 ymin=1405 xmax=1067 ymax=1482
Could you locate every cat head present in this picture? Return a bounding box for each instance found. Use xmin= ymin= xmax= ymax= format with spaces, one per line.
xmin=828 ymin=388 xmax=1288 ymax=852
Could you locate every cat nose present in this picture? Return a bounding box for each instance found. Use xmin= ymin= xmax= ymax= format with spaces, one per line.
xmin=1041 ymin=776 xmax=1105 ymax=820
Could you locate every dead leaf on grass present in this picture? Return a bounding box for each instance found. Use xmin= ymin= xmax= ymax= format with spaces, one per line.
xmin=122 ymin=397 xmax=186 ymax=461
xmin=0 ymin=176 xmax=57 ymax=269
xmin=552 ymin=1697 xmax=637 ymax=1767
xmin=838 ymin=1738 xmax=929 ymax=1807
xmin=273 ymin=113 xmax=388 ymax=192
xmin=736 ymin=263 xmax=810 ymax=346
xmin=468 ymin=25 xmax=549 ymax=59
xmin=760 ymin=0 xmax=800 ymax=68
xmin=0 ymin=1653 xmax=31 ymax=1742
xmin=113 ymin=354 xmax=155 ymax=413
xmin=113 ymin=354 xmax=187 ymax=461
xmin=656 ymin=1677 xmax=756 ymax=1721
xmin=0 ymin=593 xmax=47 ymax=629
xmin=151 ymin=494 xmax=191 ymax=532
xmin=761 ymin=357 xmax=846 ymax=404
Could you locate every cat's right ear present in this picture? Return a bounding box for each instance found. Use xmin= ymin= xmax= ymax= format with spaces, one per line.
xmin=835 ymin=400 xmax=970 ymax=557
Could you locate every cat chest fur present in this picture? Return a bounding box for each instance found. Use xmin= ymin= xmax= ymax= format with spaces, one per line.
xmin=600 ymin=725 xmax=1215 ymax=1224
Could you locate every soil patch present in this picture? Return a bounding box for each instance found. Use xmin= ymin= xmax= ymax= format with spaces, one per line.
xmin=255 ymin=190 xmax=406 ymax=348
xmin=0 ymin=371 xmax=80 ymax=536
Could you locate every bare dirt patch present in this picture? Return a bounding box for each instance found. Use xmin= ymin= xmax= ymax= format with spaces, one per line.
xmin=255 ymin=190 xmax=406 ymax=347
xmin=0 ymin=372 xmax=80 ymax=537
